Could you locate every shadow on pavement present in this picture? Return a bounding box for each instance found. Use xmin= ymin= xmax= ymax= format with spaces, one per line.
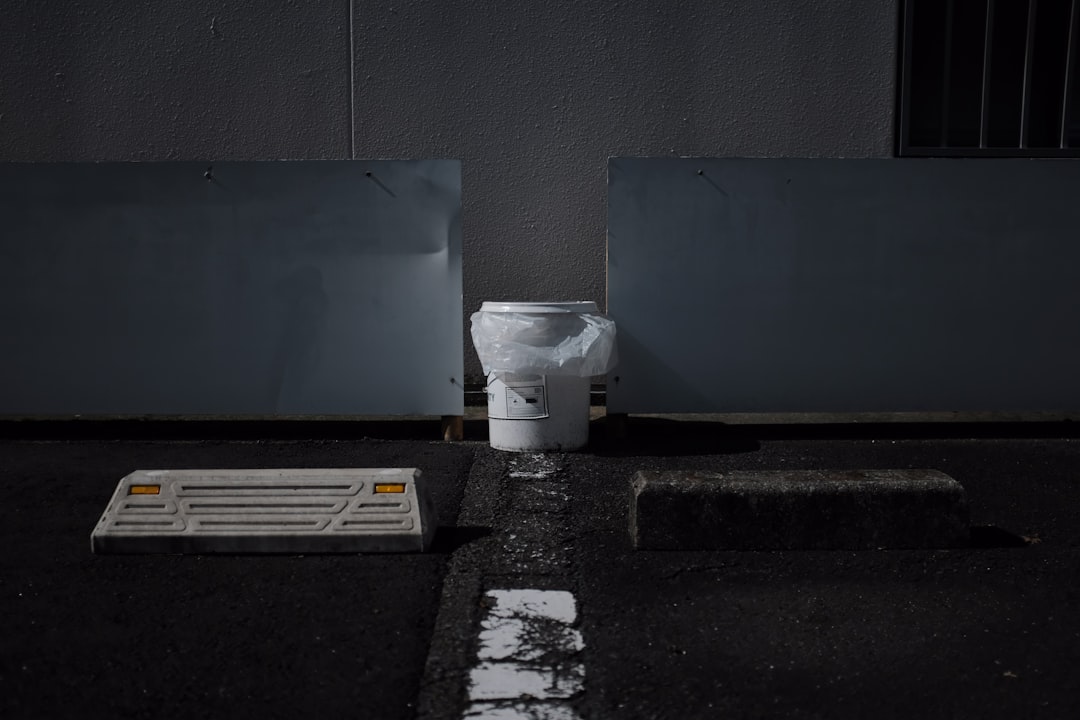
xmin=588 ymin=416 xmax=1080 ymax=457
xmin=431 ymin=525 xmax=493 ymax=553
xmin=968 ymin=525 xmax=1036 ymax=549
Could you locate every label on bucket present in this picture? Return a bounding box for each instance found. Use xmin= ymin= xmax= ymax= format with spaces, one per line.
xmin=487 ymin=375 xmax=549 ymax=420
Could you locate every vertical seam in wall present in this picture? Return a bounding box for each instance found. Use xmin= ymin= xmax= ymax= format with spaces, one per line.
xmin=348 ymin=0 xmax=356 ymax=159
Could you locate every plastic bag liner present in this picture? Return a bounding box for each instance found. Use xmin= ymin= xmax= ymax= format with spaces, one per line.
xmin=470 ymin=310 xmax=618 ymax=377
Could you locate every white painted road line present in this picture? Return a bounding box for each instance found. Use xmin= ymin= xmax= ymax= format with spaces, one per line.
xmin=465 ymin=589 xmax=585 ymax=719
xmin=468 ymin=663 xmax=583 ymax=701
xmin=508 ymin=453 xmax=559 ymax=479
xmin=465 ymin=700 xmax=583 ymax=720
xmin=477 ymin=590 xmax=583 ymax=662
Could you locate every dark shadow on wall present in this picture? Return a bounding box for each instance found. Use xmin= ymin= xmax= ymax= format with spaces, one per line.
xmin=0 ymin=418 xmax=462 ymax=442
xmin=587 ymin=416 xmax=1080 ymax=456
xmin=588 ymin=416 xmax=762 ymax=457
xmin=968 ymin=526 xmax=1038 ymax=549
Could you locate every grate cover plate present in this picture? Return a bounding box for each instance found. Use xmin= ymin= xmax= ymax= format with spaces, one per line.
xmin=91 ymin=468 xmax=436 ymax=554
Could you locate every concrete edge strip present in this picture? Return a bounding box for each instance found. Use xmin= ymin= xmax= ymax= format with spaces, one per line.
xmin=631 ymin=468 xmax=970 ymax=551
xmin=416 ymin=450 xmax=505 ymax=720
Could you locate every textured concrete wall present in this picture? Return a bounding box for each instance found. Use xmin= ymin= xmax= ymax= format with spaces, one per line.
xmin=0 ymin=0 xmax=350 ymax=159
xmin=1 ymin=0 xmax=898 ymax=382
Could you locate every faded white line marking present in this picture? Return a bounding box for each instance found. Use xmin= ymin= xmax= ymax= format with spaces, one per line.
xmin=487 ymin=589 xmax=578 ymax=624
xmin=465 ymin=700 xmax=583 ymax=719
xmin=468 ymin=662 xmax=583 ymax=701
xmin=465 ymin=589 xmax=584 ymax=719
xmin=508 ymin=453 xmax=559 ymax=479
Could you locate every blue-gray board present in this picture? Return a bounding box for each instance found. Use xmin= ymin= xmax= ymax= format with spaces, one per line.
xmin=607 ymin=158 xmax=1080 ymax=413
xmin=0 ymin=160 xmax=463 ymax=416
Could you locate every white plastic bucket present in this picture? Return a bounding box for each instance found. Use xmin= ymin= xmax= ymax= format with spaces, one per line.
xmin=480 ymin=302 xmax=597 ymax=452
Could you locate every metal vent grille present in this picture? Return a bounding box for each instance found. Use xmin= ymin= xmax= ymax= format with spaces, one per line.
xmin=91 ymin=469 xmax=435 ymax=554
xmin=900 ymin=0 xmax=1080 ymax=156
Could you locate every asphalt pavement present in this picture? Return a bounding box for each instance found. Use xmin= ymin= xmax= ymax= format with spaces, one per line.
xmin=574 ymin=420 xmax=1080 ymax=720
xmin=0 ymin=428 xmax=473 ymax=720
xmin=2 ymin=417 xmax=1079 ymax=719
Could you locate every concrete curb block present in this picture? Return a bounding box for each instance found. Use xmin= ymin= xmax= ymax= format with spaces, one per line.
xmin=630 ymin=469 xmax=969 ymax=550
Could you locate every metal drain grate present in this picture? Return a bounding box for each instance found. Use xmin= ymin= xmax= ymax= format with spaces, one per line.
xmin=91 ymin=469 xmax=436 ymax=554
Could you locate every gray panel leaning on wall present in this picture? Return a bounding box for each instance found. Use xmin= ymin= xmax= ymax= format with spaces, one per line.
xmin=0 ymin=160 xmax=463 ymax=417
xmin=607 ymin=157 xmax=1080 ymax=414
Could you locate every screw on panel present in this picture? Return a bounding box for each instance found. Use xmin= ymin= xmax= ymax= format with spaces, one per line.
xmin=696 ymin=169 xmax=728 ymax=196
xmin=364 ymin=171 xmax=397 ymax=198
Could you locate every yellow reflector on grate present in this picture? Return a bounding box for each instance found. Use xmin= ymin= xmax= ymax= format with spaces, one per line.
xmin=129 ymin=485 xmax=161 ymax=495
xmin=374 ymin=483 xmax=406 ymax=494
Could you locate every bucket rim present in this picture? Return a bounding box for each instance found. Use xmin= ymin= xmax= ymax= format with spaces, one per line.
xmin=478 ymin=301 xmax=599 ymax=314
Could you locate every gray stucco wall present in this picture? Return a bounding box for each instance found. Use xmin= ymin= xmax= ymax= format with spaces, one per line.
xmin=1 ymin=0 xmax=898 ymax=383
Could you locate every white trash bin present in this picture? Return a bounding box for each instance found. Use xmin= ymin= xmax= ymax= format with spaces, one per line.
xmin=471 ymin=302 xmax=618 ymax=452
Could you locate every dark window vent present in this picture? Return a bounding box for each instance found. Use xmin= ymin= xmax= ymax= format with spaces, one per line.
xmin=899 ymin=0 xmax=1080 ymax=156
